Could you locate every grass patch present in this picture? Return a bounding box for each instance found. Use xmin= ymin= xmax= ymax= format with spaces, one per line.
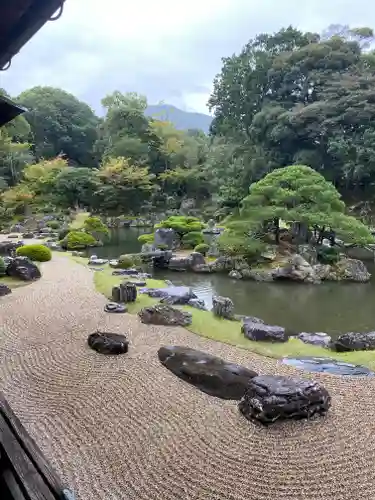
xmin=68 ymin=255 xmax=375 ymax=370
xmin=69 ymin=212 xmax=90 ymax=229
xmin=0 ymin=276 xmax=30 ymax=289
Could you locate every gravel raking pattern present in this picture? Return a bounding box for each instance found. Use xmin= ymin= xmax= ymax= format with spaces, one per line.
xmin=0 ymin=252 xmax=375 ymax=499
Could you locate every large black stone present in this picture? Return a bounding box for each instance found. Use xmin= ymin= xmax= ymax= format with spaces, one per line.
xmin=239 ymin=375 xmax=331 ymax=425
xmin=140 ymin=286 xmax=196 ymax=305
xmin=87 ymin=332 xmax=129 ymax=355
xmin=6 ymin=257 xmax=41 ymax=281
xmin=158 ymin=346 xmax=258 ymax=399
xmin=282 ymin=356 xmax=374 ymax=376
xmin=138 ymin=304 xmax=192 ymax=326
xmin=330 ymin=332 xmax=375 ymax=352
xmin=242 ymin=321 xmax=288 ymax=343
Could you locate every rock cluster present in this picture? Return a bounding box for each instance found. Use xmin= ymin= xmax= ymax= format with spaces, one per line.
xmin=139 ymin=304 xmax=192 ymax=327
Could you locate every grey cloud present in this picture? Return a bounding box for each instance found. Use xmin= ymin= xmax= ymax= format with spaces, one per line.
xmin=0 ymin=0 xmax=373 ymax=114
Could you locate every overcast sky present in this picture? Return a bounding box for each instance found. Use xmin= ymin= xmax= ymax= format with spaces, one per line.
xmin=0 ymin=0 xmax=372 ymax=114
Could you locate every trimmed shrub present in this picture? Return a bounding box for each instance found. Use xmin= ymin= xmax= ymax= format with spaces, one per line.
xmin=138 ymin=233 xmax=154 ymax=244
xmin=317 ymin=246 xmax=340 ymax=264
xmin=16 ymin=244 xmax=52 ymax=262
xmin=46 ymin=220 xmax=60 ymax=230
xmin=118 ymin=254 xmax=142 ymax=269
xmin=156 ymin=216 xmax=205 ymax=238
xmin=83 ymin=216 xmax=109 ymax=236
xmin=181 ymin=231 xmax=204 ymax=249
xmin=194 ymin=243 xmax=210 ymax=256
xmin=58 ymin=228 xmax=70 ymax=240
xmin=62 ymin=231 xmax=96 ymax=250
xmin=0 ymin=257 xmax=6 ymax=276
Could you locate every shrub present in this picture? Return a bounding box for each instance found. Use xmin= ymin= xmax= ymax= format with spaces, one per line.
xmin=83 ymin=217 xmax=109 ymax=236
xmin=138 ymin=233 xmax=154 ymax=244
xmin=194 ymin=243 xmax=209 ymax=255
xmin=0 ymin=257 xmax=6 ymax=276
xmin=218 ymin=230 xmax=266 ymax=260
xmin=317 ymin=246 xmax=340 ymax=264
xmin=156 ymin=216 xmax=205 ymax=238
xmin=16 ymin=244 xmax=52 ymax=262
xmin=181 ymin=231 xmax=204 ymax=249
xmin=118 ymin=254 xmax=142 ymax=269
xmin=46 ymin=220 xmax=60 ymax=229
xmin=58 ymin=228 xmax=70 ymax=240
xmin=62 ymin=231 xmax=96 ymax=250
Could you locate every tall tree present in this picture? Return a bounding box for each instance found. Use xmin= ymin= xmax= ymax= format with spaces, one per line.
xmin=18 ymin=86 xmax=99 ymax=165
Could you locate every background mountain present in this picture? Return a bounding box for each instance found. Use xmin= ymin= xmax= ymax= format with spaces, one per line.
xmin=145 ymin=104 xmax=212 ymax=133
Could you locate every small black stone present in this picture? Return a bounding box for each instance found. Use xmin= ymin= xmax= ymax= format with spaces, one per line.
xmin=104 ymin=302 xmax=127 ymax=313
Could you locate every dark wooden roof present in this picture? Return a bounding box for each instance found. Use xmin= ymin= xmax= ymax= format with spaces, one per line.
xmin=0 ymin=95 xmax=27 ymax=127
xmin=0 ymin=0 xmax=65 ymax=70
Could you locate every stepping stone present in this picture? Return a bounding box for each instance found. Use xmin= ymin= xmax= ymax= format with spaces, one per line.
xmin=104 ymin=302 xmax=127 ymax=313
xmin=158 ymin=346 xmax=257 ymax=399
xmin=87 ymin=332 xmax=129 ymax=355
xmin=282 ymin=356 xmax=374 ymax=376
xmin=239 ymin=375 xmax=331 ymax=425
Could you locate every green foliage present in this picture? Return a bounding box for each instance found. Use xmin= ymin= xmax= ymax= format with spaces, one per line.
xmin=58 ymin=228 xmax=70 ymax=241
xmin=46 ymin=220 xmax=60 ymax=229
xmin=194 ymin=243 xmax=210 ymax=255
xmin=16 ymin=244 xmax=52 ymax=262
xmin=117 ymin=255 xmax=135 ymax=269
xmin=232 ymin=165 xmax=374 ymax=245
xmin=83 ymin=216 xmax=109 ymax=236
xmin=18 ymin=86 xmax=99 ymax=165
xmin=156 ymin=216 xmax=205 ymax=238
xmin=218 ymin=230 xmax=266 ymax=259
xmin=181 ymin=231 xmax=204 ymax=249
xmin=138 ymin=233 xmax=154 ymax=244
xmin=62 ymin=231 xmax=96 ymax=250
xmin=0 ymin=257 xmax=6 ymax=276
xmin=317 ymin=246 xmax=341 ymax=264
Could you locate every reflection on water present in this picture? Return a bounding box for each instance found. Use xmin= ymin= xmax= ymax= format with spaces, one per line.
xmin=93 ymin=228 xmax=375 ymax=337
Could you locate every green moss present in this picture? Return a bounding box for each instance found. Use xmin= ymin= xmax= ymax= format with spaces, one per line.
xmin=69 ymin=256 xmax=375 ymax=370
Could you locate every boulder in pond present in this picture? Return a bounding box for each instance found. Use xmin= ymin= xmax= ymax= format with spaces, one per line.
xmin=189 ymin=252 xmax=205 ymax=268
xmin=6 ymin=257 xmax=41 ymax=281
xmin=0 ymin=284 xmax=11 ymax=297
xmin=242 ymin=321 xmax=288 ymax=343
xmin=298 ymin=332 xmax=331 ymax=347
xmin=87 ymin=332 xmax=129 ymax=355
xmin=328 ymin=258 xmax=371 ymax=283
xmin=139 ymin=304 xmax=192 ymax=327
xmin=104 ymin=302 xmax=127 ymax=313
xmin=212 ymin=295 xmax=234 ymax=319
xmin=239 ymin=375 xmax=331 ymax=425
xmin=158 ymin=346 xmax=258 ymax=400
xmin=330 ymin=331 xmax=375 ymax=352
xmin=282 ymin=356 xmax=374 ymax=376
xmin=229 ymin=270 xmax=242 ymax=280
xmin=154 ymin=228 xmax=175 ymax=250
xmin=187 ymin=298 xmax=207 ymax=310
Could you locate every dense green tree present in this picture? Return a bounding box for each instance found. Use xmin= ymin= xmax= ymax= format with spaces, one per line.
xmin=227 ymin=165 xmax=374 ymax=247
xmin=18 ymin=86 xmax=99 ymax=165
xmin=52 ymin=167 xmax=97 ymax=209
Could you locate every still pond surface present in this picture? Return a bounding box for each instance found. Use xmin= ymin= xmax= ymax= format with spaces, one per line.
xmin=89 ymin=228 xmax=375 ymax=337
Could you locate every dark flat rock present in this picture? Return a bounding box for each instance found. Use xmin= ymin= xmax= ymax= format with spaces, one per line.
xmin=330 ymin=331 xmax=375 ymax=352
xmin=104 ymin=302 xmax=127 ymax=313
xmin=158 ymin=346 xmax=258 ymax=400
xmin=239 ymin=375 xmax=331 ymax=425
xmin=87 ymin=332 xmax=129 ymax=355
xmin=242 ymin=321 xmax=288 ymax=343
xmin=282 ymin=356 xmax=374 ymax=376
xmin=139 ymin=304 xmax=192 ymax=326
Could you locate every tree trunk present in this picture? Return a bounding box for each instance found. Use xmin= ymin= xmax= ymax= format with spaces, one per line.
xmin=274 ymin=218 xmax=280 ymax=244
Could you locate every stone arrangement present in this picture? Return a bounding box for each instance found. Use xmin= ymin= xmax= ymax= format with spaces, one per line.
xmin=87 ymin=332 xmax=129 ymax=355
xmin=158 ymin=346 xmax=258 ymax=399
xmin=238 ymin=375 xmax=331 ymax=425
xmin=212 ymin=295 xmax=234 ymax=320
xmin=140 ymin=285 xmax=197 ymax=305
xmin=6 ymin=257 xmax=41 ymax=281
xmin=112 ymin=282 xmax=137 ymax=303
xmin=139 ymin=304 xmax=192 ymax=327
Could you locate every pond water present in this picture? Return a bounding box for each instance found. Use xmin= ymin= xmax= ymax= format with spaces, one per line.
xmin=88 ymin=228 xmax=375 ymax=337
